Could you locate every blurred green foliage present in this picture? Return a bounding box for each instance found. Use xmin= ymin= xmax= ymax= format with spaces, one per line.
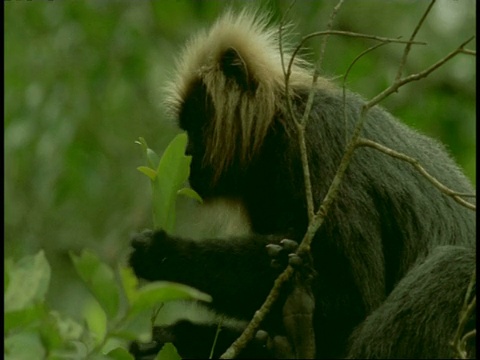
xmin=5 ymin=0 xmax=476 ymax=319
xmin=4 ymin=250 xmax=206 ymax=359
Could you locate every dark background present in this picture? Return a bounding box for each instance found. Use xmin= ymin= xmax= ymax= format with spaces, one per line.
xmin=5 ymin=0 xmax=476 ymax=319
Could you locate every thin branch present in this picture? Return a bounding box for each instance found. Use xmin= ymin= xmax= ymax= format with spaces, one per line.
xmin=220 ymin=266 xmax=295 ymax=358
xmin=459 ymin=49 xmax=476 ymax=56
xmin=461 ymin=329 xmax=476 ymax=347
xmin=299 ymin=1 xmax=345 ymax=121
xmin=296 ymin=1 xmax=346 ymax=222
xmin=451 ymin=270 xmax=476 ymax=359
xmin=356 ymin=138 xmax=476 ymax=211
xmin=279 ymin=0 xmax=297 ymax=81
xmin=395 ymin=0 xmax=436 ymax=81
xmin=286 ymin=31 xmax=425 ymax=83
xmin=300 ymin=2 xmax=347 ymax=130
xmin=278 ymin=4 xmax=314 ymax=222
xmin=317 ymin=0 xmax=345 ymax=77
xmin=210 ymin=319 xmax=224 ymax=359
xmin=342 ymin=42 xmax=390 ymax=142
xmin=297 ymin=128 xmax=315 ymax=221
xmin=279 ymin=1 xmax=299 ymax=126
xmin=462 ymin=271 xmax=476 ymax=310
xmin=366 ymin=36 xmax=475 ymax=111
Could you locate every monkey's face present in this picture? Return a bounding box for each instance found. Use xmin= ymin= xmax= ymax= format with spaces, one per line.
xmin=186 ymin=132 xmax=244 ymax=200
xmin=178 ymin=81 xmax=243 ymax=199
xmin=184 ymin=130 xmax=211 ymax=197
xmin=177 ymin=82 xmax=212 ymax=197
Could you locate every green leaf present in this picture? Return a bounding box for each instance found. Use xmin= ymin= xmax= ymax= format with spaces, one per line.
xmin=129 ymin=281 xmax=211 ymax=316
xmin=177 ymin=187 xmax=203 ymax=203
xmin=83 ymin=297 xmax=108 ymax=345
xmin=153 ymin=133 xmax=192 ymax=232
xmin=146 ymin=149 xmax=161 ymax=170
xmin=105 ymin=347 xmax=135 ymax=360
xmin=154 ymin=343 xmax=181 ymax=360
xmin=4 ymin=304 xmax=45 ymax=333
xmin=5 ymin=331 xmax=46 ymax=360
xmin=48 ymin=311 xmax=84 ymax=342
xmin=39 ymin=311 xmax=64 ymax=352
xmin=137 ymin=166 xmax=157 ymax=181
xmin=119 ymin=266 xmax=139 ymax=305
xmin=136 ymin=134 xmax=202 ymax=231
xmin=135 ymin=137 xmax=160 ymax=170
xmin=112 ymin=309 xmax=151 ymax=342
xmin=135 ymin=138 xmax=147 ymax=152
xmin=70 ymin=250 xmax=119 ymax=319
xmin=4 ymin=251 xmax=51 ymax=312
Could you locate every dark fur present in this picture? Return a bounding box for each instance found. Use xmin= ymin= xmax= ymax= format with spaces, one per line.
xmin=129 ymin=12 xmax=476 ymax=359
xmin=347 ymin=245 xmax=476 ymax=358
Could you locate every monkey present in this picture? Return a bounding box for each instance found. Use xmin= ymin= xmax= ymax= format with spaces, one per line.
xmin=128 ymin=9 xmax=476 ymax=359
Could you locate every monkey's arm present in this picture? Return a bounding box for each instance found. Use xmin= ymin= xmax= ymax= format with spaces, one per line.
xmin=129 ymin=230 xmax=283 ymax=319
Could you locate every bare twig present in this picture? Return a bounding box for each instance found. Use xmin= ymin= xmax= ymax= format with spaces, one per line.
xmin=459 ymin=49 xmax=476 ymax=56
xmin=451 ymin=270 xmax=476 ymax=359
xmin=342 ymin=42 xmax=390 ymax=142
xmin=318 ymin=0 xmax=345 ymax=68
xmin=395 ymin=0 xmax=436 ymax=81
xmin=286 ymin=31 xmax=425 ymax=84
xmin=220 ymin=266 xmax=295 ymax=358
xmin=356 ymin=138 xmax=476 ymax=210
xmin=302 ymin=0 xmax=346 ymax=130
xmin=295 ymin=0 xmax=346 ymax=222
xmin=279 ymin=0 xmax=297 ymax=82
xmin=278 ymin=3 xmax=315 ymax=222
xmin=367 ymin=36 xmax=475 ymax=111
xmin=305 ymin=36 xmax=476 ymax=256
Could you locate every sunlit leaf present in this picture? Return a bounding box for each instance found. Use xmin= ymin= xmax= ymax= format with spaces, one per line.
xmin=4 ymin=251 xmax=51 ymax=312
xmin=5 ymin=332 xmax=46 ymax=360
xmin=154 ymin=343 xmax=181 ymax=360
xmin=136 ymin=137 xmax=161 ymax=171
xmin=111 ymin=309 xmax=151 ymax=342
xmin=177 ymin=187 xmax=203 ymax=203
xmin=83 ymin=297 xmax=108 ymax=345
xmin=119 ymin=267 xmax=139 ymax=305
xmin=39 ymin=311 xmax=64 ymax=351
xmin=137 ymin=166 xmax=157 ymax=181
xmin=136 ymin=134 xmax=202 ymax=231
xmin=146 ymin=149 xmax=161 ymax=170
xmin=4 ymin=304 xmax=45 ymax=333
xmin=106 ymin=347 xmax=135 ymax=360
xmin=70 ymin=250 xmax=119 ymax=319
xmin=48 ymin=311 xmax=84 ymax=342
xmin=129 ymin=281 xmax=211 ymax=316
xmin=153 ymin=133 xmax=192 ymax=232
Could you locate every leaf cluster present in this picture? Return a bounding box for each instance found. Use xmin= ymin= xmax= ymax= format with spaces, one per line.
xmin=5 ymin=250 xmax=211 ymax=360
xmin=136 ymin=134 xmax=202 ymax=232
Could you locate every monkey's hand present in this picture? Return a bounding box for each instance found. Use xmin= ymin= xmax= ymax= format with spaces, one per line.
xmin=129 ymin=229 xmax=171 ymax=281
xmin=266 ymin=239 xmax=317 ymax=282
xmin=266 ymin=239 xmax=301 ymax=271
xmin=267 ymin=239 xmax=317 ymax=358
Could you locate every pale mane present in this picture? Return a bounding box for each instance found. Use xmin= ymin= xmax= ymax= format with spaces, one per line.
xmin=165 ymin=9 xmax=331 ymax=175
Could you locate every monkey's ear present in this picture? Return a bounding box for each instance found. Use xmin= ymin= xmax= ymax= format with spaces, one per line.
xmin=220 ymin=47 xmax=257 ymax=92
